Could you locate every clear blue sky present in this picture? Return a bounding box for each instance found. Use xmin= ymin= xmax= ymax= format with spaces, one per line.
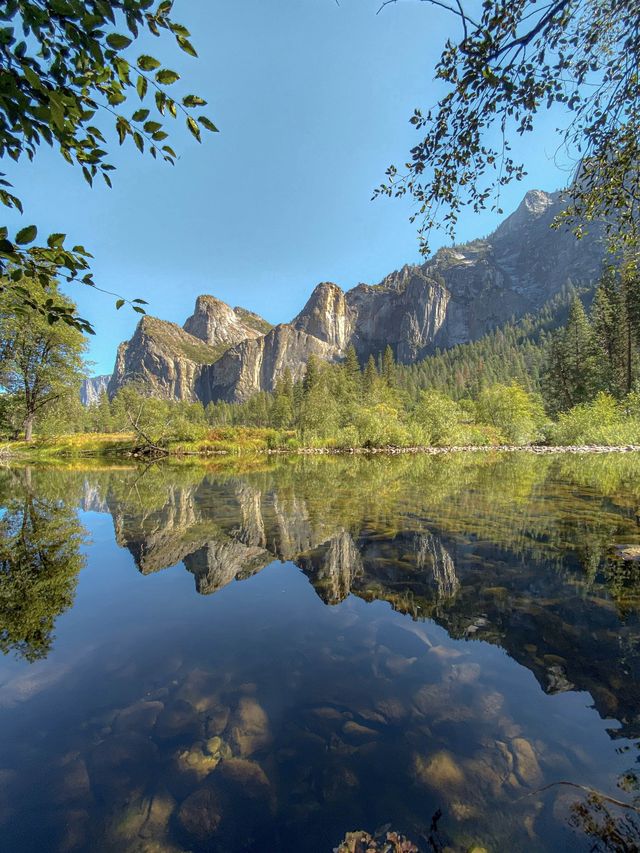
xmin=14 ymin=0 xmax=573 ymax=374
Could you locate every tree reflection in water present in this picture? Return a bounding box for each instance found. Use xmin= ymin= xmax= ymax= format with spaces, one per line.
xmin=0 ymin=468 xmax=85 ymax=661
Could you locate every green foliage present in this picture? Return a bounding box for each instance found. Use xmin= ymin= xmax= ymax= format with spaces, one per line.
xmin=109 ymin=382 xmax=208 ymax=446
xmin=475 ymin=383 xmax=547 ymax=445
xmin=0 ymin=0 xmax=216 ymax=329
xmin=0 ymin=279 xmax=87 ymax=439
xmin=544 ymin=264 xmax=640 ymax=411
xmin=546 ymin=393 xmax=640 ymax=446
xmin=545 ymin=296 xmax=601 ymax=411
xmin=376 ymin=0 xmax=639 ymax=254
xmin=413 ymin=390 xmax=464 ymax=445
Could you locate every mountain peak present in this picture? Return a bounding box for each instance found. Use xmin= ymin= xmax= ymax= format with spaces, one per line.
xmin=292 ymin=282 xmax=353 ymax=348
xmin=184 ymin=294 xmax=268 ymax=348
xmin=494 ymin=189 xmax=559 ymax=239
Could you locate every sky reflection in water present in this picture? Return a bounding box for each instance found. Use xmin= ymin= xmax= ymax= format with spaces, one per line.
xmin=1 ymin=453 xmax=640 ymax=852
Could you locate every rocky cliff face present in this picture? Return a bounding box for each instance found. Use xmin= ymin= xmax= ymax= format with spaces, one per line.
xmin=99 ymin=189 xmax=607 ymax=402
xmin=107 ymin=315 xmax=223 ymax=401
xmin=198 ymin=324 xmax=342 ymax=404
xmin=292 ymin=282 xmax=355 ymax=349
xmin=80 ymin=374 xmax=110 ymax=406
xmin=343 ymin=189 xmax=604 ymax=363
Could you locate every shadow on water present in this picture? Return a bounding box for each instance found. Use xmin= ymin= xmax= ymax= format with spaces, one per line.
xmin=1 ymin=453 xmax=640 ymax=851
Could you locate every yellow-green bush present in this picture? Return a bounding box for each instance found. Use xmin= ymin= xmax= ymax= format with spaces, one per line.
xmin=545 ymin=393 xmax=640 ymax=446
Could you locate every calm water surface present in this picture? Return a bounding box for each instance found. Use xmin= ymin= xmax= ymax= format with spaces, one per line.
xmin=1 ymin=453 xmax=640 ymax=852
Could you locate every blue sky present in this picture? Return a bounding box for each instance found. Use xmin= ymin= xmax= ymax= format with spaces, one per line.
xmin=15 ymin=0 xmax=573 ymax=374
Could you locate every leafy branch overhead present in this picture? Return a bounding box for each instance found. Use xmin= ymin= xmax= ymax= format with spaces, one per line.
xmin=0 ymin=0 xmax=218 ymax=331
xmin=374 ymin=0 xmax=639 ymax=256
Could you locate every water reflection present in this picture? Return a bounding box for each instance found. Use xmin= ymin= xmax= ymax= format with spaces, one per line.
xmin=0 ymin=468 xmax=85 ymax=661
xmin=88 ymin=456 xmax=640 ymax=738
xmin=1 ymin=454 xmax=640 ymax=851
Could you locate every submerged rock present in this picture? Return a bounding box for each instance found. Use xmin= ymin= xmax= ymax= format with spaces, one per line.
xmin=154 ymin=699 xmax=201 ymax=742
xmin=218 ymin=757 xmax=273 ymax=807
xmin=114 ymin=700 xmax=164 ymax=734
xmin=511 ymin=737 xmax=543 ymax=787
xmin=52 ymin=752 xmax=91 ymax=805
xmin=89 ymin=732 xmax=159 ymax=797
xmin=114 ymin=789 xmax=175 ymax=841
xmin=58 ymin=809 xmax=90 ymax=853
xmin=206 ymin=705 xmax=231 ymax=737
xmin=342 ymin=720 xmax=380 ymax=743
xmin=227 ymin=697 xmax=271 ymax=757
xmin=176 ymin=744 xmax=221 ymax=780
xmin=175 ymin=668 xmax=222 ymax=713
xmin=413 ymin=750 xmax=465 ymax=790
xmin=177 ymin=787 xmax=223 ymax=845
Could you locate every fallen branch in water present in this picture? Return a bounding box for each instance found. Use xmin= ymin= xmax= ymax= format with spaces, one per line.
xmin=518 ymin=781 xmax=640 ymax=812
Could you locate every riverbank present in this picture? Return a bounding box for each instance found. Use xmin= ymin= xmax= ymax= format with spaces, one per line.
xmin=2 ymin=431 xmax=640 ymax=461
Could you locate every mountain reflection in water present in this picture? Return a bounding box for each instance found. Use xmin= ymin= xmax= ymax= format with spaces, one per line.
xmin=1 ymin=453 xmax=640 ymax=852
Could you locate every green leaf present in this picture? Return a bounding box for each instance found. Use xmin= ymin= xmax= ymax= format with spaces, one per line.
xmin=48 ymin=93 xmax=65 ymax=130
xmin=133 ymin=305 xmax=146 ymax=314
xmin=155 ymin=69 xmax=180 ymax=85
xmin=23 ymin=64 xmax=44 ymax=91
xmin=177 ymin=36 xmax=197 ymax=57
xmin=137 ymin=74 xmax=148 ymax=100
xmin=198 ymin=116 xmax=219 ymax=133
xmin=132 ymin=298 xmax=148 ymax=304
xmin=187 ymin=116 xmax=201 ymax=141
xmin=16 ymin=224 xmax=37 ymax=244
xmin=107 ymin=33 xmax=132 ymax=50
xmin=132 ymin=108 xmax=150 ymax=122
xmin=143 ymin=120 xmax=162 ymax=133
xmin=182 ymin=95 xmax=207 ymax=108
xmin=137 ymin=54 xmax=161 ymax=71
xmin=116 ymin=117 xmax=129 ymax=145
xmin=46 ymin=232 xmax=65 ymax=248
xmin=116 ymin=298 xmax=125 ymax=309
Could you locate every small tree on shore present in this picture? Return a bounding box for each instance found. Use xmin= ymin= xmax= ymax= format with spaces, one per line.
xmin=0 ymin=281 xmax=86 ymax=440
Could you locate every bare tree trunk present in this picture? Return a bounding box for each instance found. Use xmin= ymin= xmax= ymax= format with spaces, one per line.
xmin=628 ymin=315 xmax=633 ymax=395
xmin=23 ymin=415 xmax=34 ymax=442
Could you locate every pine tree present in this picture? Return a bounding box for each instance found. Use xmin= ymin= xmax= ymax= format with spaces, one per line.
xmin=342 ymin=345 xmax=361 ymax=401
xmin=272 ymin=369 xmax=294 ymax=428
xmin=621 ymin=259 xmax=640 ymax=394
xmin=363 ymin=355 xmax=378 ymax=398
xmin=545 ymin=297 xmax=599 ymax=411
xmin=303 ymin=356 xmax=320 ymax=396
xmin=591 ymin=269 xmax=624 ymax=395
xmin=96 ymin=392 xmax=113 ymax=433
xmin=382 ymin=345 xmax=396 ymax=387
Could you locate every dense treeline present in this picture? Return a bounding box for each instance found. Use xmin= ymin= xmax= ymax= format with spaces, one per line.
xmin=2 ymin=267 xmax=640 ymax=450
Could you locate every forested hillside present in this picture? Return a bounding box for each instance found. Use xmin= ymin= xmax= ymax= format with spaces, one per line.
xmin=396 ymin=285 xmax=582 ymax=400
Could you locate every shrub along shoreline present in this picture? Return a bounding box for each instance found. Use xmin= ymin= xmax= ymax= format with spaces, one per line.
xmin=3 ymin=431 xmax=640 ymax=461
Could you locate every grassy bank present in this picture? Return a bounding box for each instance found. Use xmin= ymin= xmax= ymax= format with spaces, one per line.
xmin=1 ymin=429 xmax=297 ymax=460
xmin=3 ymin=429 xmax=640 ymax=461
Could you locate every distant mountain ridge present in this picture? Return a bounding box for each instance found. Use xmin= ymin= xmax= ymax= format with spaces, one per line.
xmin=89 ymin=189 xmax=606 ymax=404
